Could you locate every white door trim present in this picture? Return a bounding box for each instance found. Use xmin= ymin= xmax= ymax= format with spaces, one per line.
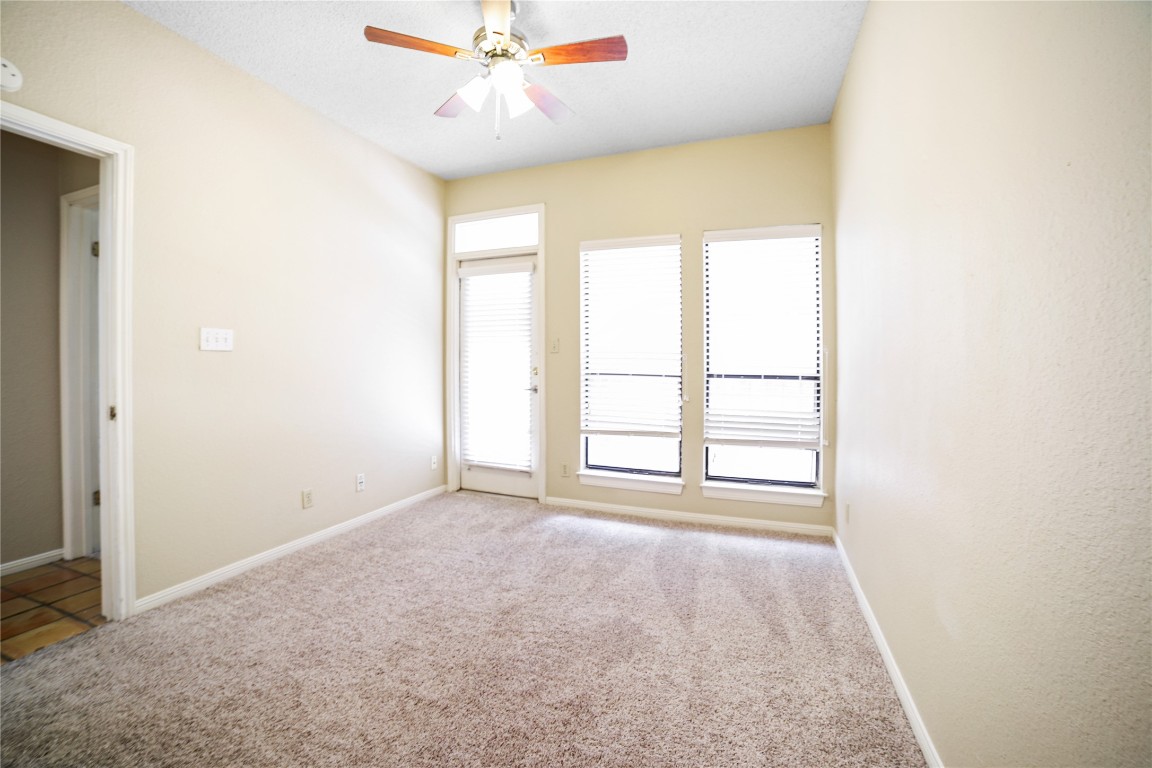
xmin=2 ymin=102 xmax=137 ymax=621
xmin=60 ymin=184 xmax=100 ymax=560
xmin=446 ymin=204 xmax=546 ymax=502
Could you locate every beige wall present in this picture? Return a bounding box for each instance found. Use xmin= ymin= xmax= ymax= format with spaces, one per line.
xmin=0 ymin=131 xmax=99 ymax=563
xmin=447 ymin=128 xmax=835 ymax=527
xmin=832 ymin=2 xmax=1150 ymax=766
xmin=1 ymin=2 xmax=446 ymax=597
xmin=7 ymin=5 xmax=1147 ymax=763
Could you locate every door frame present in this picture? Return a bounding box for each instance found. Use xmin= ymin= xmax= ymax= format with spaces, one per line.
xmin=2 ymin=102 xmax=137 ymax=621
xmin=60 ymin=184 xmax=100 ymax=560
xmin=446 ymin=204 xmax=546 ymax=502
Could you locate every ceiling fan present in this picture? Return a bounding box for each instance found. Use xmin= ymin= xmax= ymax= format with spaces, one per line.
xmin=364 ymin=0 xmax=627 ymax=126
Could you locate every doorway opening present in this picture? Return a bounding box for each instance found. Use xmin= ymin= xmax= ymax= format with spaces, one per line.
xmin=0 ymin=133 xmax=104 ymax=661
xmin=0 ymin=103 xmax=136 ymax=627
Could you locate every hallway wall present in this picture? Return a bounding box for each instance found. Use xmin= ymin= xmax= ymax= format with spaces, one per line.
xmin=1 ymin=131 xmax=99 ymax=564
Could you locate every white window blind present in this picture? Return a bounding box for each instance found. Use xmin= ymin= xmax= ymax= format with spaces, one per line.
xmin=580 ymin=237 xmax=682 ymax=473
xmin=704 ymin=226 xmax=822 ymax=454
xmin=459 ymin=260 xmax=534 ymax=471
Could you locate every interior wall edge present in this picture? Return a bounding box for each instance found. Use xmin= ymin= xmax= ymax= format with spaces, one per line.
xmin=834 ymin=534 xmax=941 ymax=767
xmin=135 ymin=486 xmax=447 ymax=615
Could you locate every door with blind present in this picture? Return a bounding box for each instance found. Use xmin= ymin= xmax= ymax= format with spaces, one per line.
xmin=448 ymin=207 xmax=544 ymax=499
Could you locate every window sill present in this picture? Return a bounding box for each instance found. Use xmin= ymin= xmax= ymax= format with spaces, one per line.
xmin=700 ymin=481 xmax=827 ymax=507
xmin=578 ymin=470 xmax=685 ymax=495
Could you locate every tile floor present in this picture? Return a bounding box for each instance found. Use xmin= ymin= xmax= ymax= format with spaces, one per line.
xmin=1 ymin=558 xmax=104 ymax=664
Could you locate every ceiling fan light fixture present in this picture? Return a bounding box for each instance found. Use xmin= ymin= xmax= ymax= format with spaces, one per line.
xmin=504 ymin=84 xmax=535 ymax=118
xmin=457 ymin=75 xmax=492 ymax=111
xmin=489 ymin=58 xmax=524 ymax=96
xmin=364 ymin=1 xmax=630 ymax=129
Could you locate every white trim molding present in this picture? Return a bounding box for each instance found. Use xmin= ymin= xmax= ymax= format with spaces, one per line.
xmin=446 ymin=203 xmax=546 ymax=503
xmin=834 ymin=533 xmax=942 ymax=767
xmin=578 ymin=470 xmax=685 ymax=495
xmin=1 ymin=102 xmax=136 ymax=621
xmin=60 ymin=184 xmax=101 ymax=561
xmin=701 ymin=481 xmax=827 ymax=507
xmin=545 ymin=496 xmax=832 ymax=538
xmin=135 ymin=486 xmax=446 ymax=614
xmin=1 ymin=549 xmax=66 ymax=577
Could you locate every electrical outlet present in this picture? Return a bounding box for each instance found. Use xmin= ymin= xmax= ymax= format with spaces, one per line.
xmin=0 ymin=59 xmax=23 ymax=93
xmin=845 ymin=503 xmax=851 ymax=525
xmin=550 ymin=337 xmax=560 ymax=354
xmin=356 ymin=473 xmax=365 ymax=492
xmin=301 ymin=489 xmax=313 ymax=509
xmin=561 ymin=462 xmax=570 ymax=477
xmin=430 ymin=455 xmax=439 ymax=470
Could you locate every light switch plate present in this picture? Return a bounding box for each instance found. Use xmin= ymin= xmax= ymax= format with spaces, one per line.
xmin=200 ymin=327 xmax=234 ymax=351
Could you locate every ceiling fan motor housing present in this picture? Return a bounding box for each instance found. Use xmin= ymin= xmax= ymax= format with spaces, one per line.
xmin=471 ymin=27 xmax=530 ymax=64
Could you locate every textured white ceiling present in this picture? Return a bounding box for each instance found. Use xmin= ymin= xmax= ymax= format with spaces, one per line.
xmin=124 ymin=1 xmax=867 ymax=180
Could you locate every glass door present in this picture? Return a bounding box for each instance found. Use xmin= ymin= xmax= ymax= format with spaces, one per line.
xmin=448 ymin=206 xmax=544 ymax=499
xmin=458 ymin=259 xmax=539 ymax=497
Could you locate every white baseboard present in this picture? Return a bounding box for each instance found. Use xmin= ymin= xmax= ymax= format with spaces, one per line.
xmin=543 ymin=496 xmax=833 ymax=538
xmin=834 ymin=534 xmax=942 ymax=767
xmin=1 ymin=548 xmax=66 ymax=577
xmin=135 ymin=486 xmax=446 ymax=614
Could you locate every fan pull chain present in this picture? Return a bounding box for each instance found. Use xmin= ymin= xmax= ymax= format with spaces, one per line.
xmin=494 ymin=94 xmax=503 ymax=140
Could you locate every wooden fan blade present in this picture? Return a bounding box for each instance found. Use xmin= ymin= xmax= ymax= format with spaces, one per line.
xmin=434 ymin=92 xmax=468 ymax=118
xmin=364 ymin=26 xmax=471 ymax=59
xmin=524 ymin=83 xmax=574 ymax=124
xmin=529 ymin=35 xmax=628 ymax=66
xmin=481 ymin=0 xmax=512 ymax=46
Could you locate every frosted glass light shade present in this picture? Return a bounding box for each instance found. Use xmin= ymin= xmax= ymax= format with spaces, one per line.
xmin=504 ymin=85 xmax=535 ymax=118
xmin=457 ymin=76 xmax=491 ymax=111
xmin=490 ymin=59 xmax=524 ymax=95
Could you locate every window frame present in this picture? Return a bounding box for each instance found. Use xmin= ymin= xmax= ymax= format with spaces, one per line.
xmin=578 ymin=234 xmax=685 ymax=495
xmin=445 ymin=204 xmax=546 ymax=502
xmin=582 ymin=435 xmax=683 ymax=477
xmin=699 ymin=225 xmax=827 ymax=505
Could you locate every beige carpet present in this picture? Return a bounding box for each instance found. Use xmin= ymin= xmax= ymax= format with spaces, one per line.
xmin=0 ymin=492 xmax=925 ymax=767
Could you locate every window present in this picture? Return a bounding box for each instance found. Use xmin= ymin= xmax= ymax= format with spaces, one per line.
xmin=453 ymin=211 xmax=539 ymax=253
xmin=580 ymin=236 xmax=682 ymax=481
xmin=703 ymin=226 xmax=822 ymax=488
